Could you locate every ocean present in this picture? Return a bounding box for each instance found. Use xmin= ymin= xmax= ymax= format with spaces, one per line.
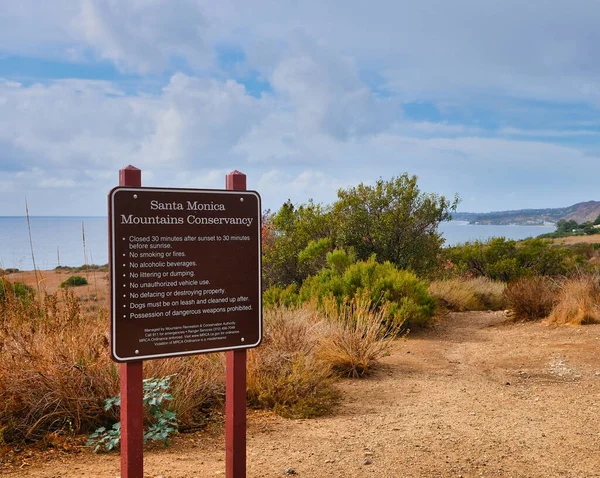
xmin=0 ymin=217 xmax=556 ymax=270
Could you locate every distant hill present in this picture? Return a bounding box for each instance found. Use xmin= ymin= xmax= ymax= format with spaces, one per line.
xmin=453 ymin=201 xmax=600 ymax=226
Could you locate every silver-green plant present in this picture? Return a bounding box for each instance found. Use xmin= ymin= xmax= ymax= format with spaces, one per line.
xmin=87 ymin=374 xmax=178 ymax=453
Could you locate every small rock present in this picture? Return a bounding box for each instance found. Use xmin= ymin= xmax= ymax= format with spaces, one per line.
xmin=505 ymin=381 xmax=511 ymax=385
xmin=364 ymin=451 xmax=373 ymax=457
xmin=284 ymin=468 xmax=297 ymax=475
xmin=364 ymin=459 xmax=372 ymax=465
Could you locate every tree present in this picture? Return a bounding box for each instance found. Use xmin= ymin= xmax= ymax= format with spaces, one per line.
xmin=262 ymin=174 xmax=459 ymax=287
xmin=331 ymin=174 xmax=459 ymax=276
xmin=262 ymin=200 xmax=333 ymax=288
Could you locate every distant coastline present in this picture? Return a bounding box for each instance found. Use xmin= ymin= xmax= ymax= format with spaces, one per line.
xmin=453 ymin=200 xmax=600 ymax=226
xmin=0 ymin=217 xmax=558 ymax=271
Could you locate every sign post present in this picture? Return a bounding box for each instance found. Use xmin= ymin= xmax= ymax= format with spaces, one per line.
xmin=109 ymin=166 xmax=261 ymax=478
xmin=225 ymin=170 xmax=248 ymax=478
xmin=117 ymin=166 xmax=144 ymax=478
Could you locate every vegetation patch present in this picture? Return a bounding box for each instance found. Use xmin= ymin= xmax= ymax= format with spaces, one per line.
xmin=504 ymin=276 xmax=558 ymax=321
xmin=317 ymin=294 xmax=403 ymax=378
xmin=247 ymin=307 xmax=339 ymax=418
xmin=429 ymin=277 xmax=506 ymax=312
xmin=60 ymin=275 xmax=88 ymax=288
xmin=546 ymin=275 xmax=600 ymax=325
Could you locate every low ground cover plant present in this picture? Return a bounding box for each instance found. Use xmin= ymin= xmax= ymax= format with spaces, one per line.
xmin=87 ymin=375 xmax=179 ymax=452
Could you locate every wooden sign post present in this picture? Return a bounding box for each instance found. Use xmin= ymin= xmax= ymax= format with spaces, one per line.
xmin=226 ymin=170 xmax=248 ymax=478
xmin=118 ymin=166 xmax=144 ymax=478
xmin=109 ymin=166 xmax=261 ymax=478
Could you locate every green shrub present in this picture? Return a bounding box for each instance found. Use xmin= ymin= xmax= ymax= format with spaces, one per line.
xmin=299 ymin=250 xmax=435 ymax=329
xmin=444 ymin=237 xmax=578 ymax=281
xmin=60 ymin=275 xmax=88 ymax=288
xmin=0 ymin=277 xmax=35 ymax=303
xmin=263 ymin=284 xmax=301 ymax=309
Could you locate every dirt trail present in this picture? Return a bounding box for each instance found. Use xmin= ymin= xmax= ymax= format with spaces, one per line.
xmin=5 ymin=311 xmax=600 ymax=478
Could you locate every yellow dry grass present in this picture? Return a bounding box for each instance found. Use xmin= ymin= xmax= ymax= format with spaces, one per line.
xmin=429 ymin=277 xmax=506 ymax=312
xmin=552 ymin=235 xmax=600 ymax=246
xmin=545 ymin=275 xmax=600 ymax=325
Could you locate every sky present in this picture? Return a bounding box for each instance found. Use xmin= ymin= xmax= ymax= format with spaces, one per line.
xmin=0 ymin=0 xmax=599 ymax=216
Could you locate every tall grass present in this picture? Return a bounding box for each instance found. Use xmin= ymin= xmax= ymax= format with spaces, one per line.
xmin=429 ymin=277 xmax=506 ymax=312
xmin=504 ymin=276 xmax=558 ymax=321
xmin=0 ymin=275 xmax=399 ymax=445
xmin=0 ymin=284 xmax=116 ymax=443
xmin=546 ymin=274 xmax=600 ymax=325
xmin=318 ymin=294 xmax=403 ymax=377
xmin=247 ymin=307 xmax=338 ymax=418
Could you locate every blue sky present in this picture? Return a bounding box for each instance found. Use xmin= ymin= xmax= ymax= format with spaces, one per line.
xmin=0 ymin=0 xmax=599 ymax=216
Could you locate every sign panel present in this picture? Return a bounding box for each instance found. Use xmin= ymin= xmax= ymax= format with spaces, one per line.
xmin=109 ymin=187 xmax=262 ymax=362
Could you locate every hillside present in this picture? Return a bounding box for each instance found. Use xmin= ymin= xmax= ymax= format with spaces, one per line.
xmin=454 ymin=201 xmax=600 ymax=225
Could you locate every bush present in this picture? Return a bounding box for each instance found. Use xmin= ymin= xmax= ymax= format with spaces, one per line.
xmin=546 ymin=275 xmax=600 ymax=325
xmin=444 ymin=237 xmax=578 ymax=281
xmin=429 ymin=277 xmax=506 ymax=312
xmin=247 ymin=307 xmax=339 ymax=418
xmin=262 ymin=284 xmax=301 ymax=309
xmin=504 ymin=276 xmax=558 ymax=321
xmin=262 ymin=174 xmax=459 ymax=287
xmin=318 ymin=294 xmax=403 ymax=377
xmin=0 ymin=277 xmax=35 ymax=303
xmin=60 ymin=275 xmax=88 ymax=288
xmin=299 ymin=251 xmax=436 ymax=330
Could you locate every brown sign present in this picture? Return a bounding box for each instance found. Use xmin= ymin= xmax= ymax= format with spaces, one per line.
xmin=108 ymin=187 xmax=262 ymax=362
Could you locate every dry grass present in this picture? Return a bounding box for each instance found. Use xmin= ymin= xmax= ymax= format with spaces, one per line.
xmin=545 ymin=275 xmax=600 ymax=325
xmin=318 ymin=295 xmax=402 ymax=377
xmin=429 ymin=277 xmax=506 ymax=312
xmin=1 ymin=272 xmax=401 ymax=444
xmin=0 ymin=280 xmax=225 ymax=443
xmin=504 ymin=276 xmax=558 ymax=321
xmin=247 ymin=307 xmax=339 ymax=418
xmin=0 ymin=283 xmax=117 ymax=443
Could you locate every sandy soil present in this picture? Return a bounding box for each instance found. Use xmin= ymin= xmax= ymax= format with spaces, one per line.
xmin=3 ymin=306 xmax=600 ymax=478
xmin=6 ymin=269 xmax=110 ymax=301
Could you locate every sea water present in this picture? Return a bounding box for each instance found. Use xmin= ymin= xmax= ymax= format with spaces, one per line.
xmin=0 ymin=217 xmax=556 ymax=270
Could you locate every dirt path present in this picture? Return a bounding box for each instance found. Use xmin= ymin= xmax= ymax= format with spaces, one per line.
xmin=5 ymin=311 xmax=600 ymax=477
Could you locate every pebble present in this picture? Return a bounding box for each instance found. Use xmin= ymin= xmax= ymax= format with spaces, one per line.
xmin=284 ymin=468 xmax=297 ymax=475
xmin=364 ymin=459 xmax=372 ymax=465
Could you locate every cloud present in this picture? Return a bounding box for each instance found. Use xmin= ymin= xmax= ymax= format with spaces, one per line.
xmin=75 ymin=0 xmax=210 ymax=73
xmin=1 ymin=0 xmax=599 ymax=217
xmin=270 ymin=35 xmax=400 ymax=140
